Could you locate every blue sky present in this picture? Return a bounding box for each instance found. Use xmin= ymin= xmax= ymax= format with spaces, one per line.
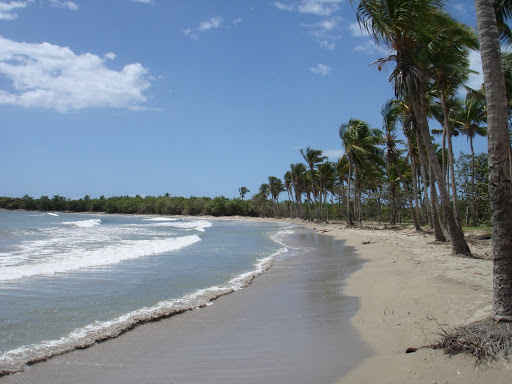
xmin=0 ymin=0 xmax=485 ymax=199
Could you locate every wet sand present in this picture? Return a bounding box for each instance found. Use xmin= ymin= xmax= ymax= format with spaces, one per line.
xmin=2 ymin=227 xmax=369 ymax=384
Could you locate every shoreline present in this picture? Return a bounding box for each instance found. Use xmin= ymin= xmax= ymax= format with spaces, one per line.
xmin=1 ymin=221 xmax=369 ymax=383
xmin=1 ymin=213 xmax=511 ymax=382
xmin=293 ymin=220 xmax=511 ymax=383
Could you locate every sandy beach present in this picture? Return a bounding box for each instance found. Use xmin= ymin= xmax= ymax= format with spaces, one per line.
xmin=2 ymin=217 xmax=512 ymax=383
xmin=295 ymin=220 xmax=511 ymax=384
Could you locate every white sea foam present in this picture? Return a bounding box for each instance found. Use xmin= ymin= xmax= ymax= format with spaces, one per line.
xmin=62 ymin=219 xmax=102 ymax=228
xmin=161 ymin=220 xmax=213 ymax=232
xmin=143 ymin=217 xmax=177 ymax=222
xmin=47 ymin=213 xmax=59 ymax=217
xmin=0 ymin=235 xmax=201 ymax=281
xmin=0 ymin=243 xmax=289 ymax=376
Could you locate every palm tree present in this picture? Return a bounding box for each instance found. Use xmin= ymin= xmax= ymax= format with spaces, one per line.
xmin=430 ymin=98 xmax=463 ymax=225
xmin=317 ymin=161 xmax=336 ymax=222
xmin=268 ymin=176 xmax=285 ymax=218
xmin=428 ymin=24 xmax=477 ymax=227
xmin=300 ymin=147 xmax=327 ymax=221
xmin=382 ymin=99 xmax=422 ymax=230
xmin=339 ymin=118 xmax=383 ymax=225
xmin=355 ymin=0 xmax=472 ymax=256
xmin=238 ymin=186 xmax=250 ymax=201
xmin=474 ymin=0 xmax=512 ymax=321
xmin=453 ymin=93 xmax=487 ymax=226
xmin=290 ymin=162 xmax=308 ymax=219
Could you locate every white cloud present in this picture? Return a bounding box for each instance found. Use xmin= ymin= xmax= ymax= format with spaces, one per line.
xmin=184 ymin=16 xmax=224 ymax=40
xmin=466 ymin=49 xmax=483 ymax=90
xmin=320 ymin=40 xmax=335 ymax=50
xmin=48 ymin=0 xmax=78 ymax=10
xmin=349 ymin=22 xmax=369 ymax=38
xmin=0 ymin=36 xmax=152 ymax=112
xmin=274 ymin=0 xmax=343 ymax=16
xmin=275 ymin=1 xmax=342 ymax=49
xmin=352 ymin=40 xmax=389 ymax=55
xmin=0 ymin=1 xmax=31 ymax=20
xmin=310 ymin=63 xmax=331 ymax=76
xmin=349 ymin=22 xmax=389 ymax=55
xmin=303 ymin=17 xmax=341 ymax=49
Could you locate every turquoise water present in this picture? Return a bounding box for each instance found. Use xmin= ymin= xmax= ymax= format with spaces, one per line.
xmin=0 ymin=211 xmax=292 ymax=374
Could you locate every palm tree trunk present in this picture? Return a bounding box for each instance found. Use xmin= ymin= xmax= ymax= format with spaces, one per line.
xmin=411 ymin=155 xmax=424 ymax=224
xmin=414 ymin=127 xmax=433 ymax=228
xmin=416 ymin=118 xmax=446 ymax=240
xmin=440 ymin=90 xmax=462 ymax=227
xmin=347 ymin=159 xmax=354 ymax=225
xmin=470 ymin=136 xmax=476 ymax=226
xmin=354 ymin=167 xmax=361 ymax=225
xmin=430 ymin=168 xmax=448 ymax=242
xmin=475 ymin=0 xmax=512 ymax=321
xmin=407 ymin=79 xmax=471 ymax=255
xmin=390 ymin=179 xmax=397 ymax=224
xmin=395 ymin=164 xmax=422 ymax=231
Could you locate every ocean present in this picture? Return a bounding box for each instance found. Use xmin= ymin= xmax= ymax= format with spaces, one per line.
xmin=0 ymin=210 xmax=292 ymax=374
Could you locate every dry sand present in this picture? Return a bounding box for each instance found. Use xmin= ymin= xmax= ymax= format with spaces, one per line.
xmin=295 ymin=220 xmax=511 ymax=384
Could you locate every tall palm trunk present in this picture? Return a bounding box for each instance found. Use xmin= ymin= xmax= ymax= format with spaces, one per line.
xmin=395 ymin=164 xmax=422 ymax=231
xmin=413 ymin=124 xmax=433 ymax=228
xmin=308 ymin=165 xmax=319 ymax=221
xmin=475 ymin=0 xmax=512 ymax=321
xmin=470 ymin=135 xmax=477 ymax=226
xmin=430 ymin=164 xmax=448 ymax=242
xmin=390 ymin=178 xmax=397 ymax=224
xmin=415 ymin=119 xmax=447 ymax=241
xmin=346 ymin=158 xmax=354 ymax=226
xmin=407 ymin=80 xmax=471 ymax=255
xmin=441 ymin=91 xmax=462 ymax=226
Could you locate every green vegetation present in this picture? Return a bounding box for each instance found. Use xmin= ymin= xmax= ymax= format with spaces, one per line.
xmin=0 ymin=195 xmax=258 ymax=217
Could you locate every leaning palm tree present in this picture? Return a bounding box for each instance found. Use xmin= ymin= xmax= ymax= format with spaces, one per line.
xmin=300 ymin=147 xmax=327 ymax=221
xmin=453 ymin=93 xmax=487 ymax=226
xmin=354 ymin=0 xmax=472 ymax=256
xmin=339 ymin=118 xmax=383 ymax=226
xmin=474 ymin=0 xmax=512 ymax=321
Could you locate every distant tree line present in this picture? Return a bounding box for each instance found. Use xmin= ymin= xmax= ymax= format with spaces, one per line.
xmin=0 ymin=194 xmax=259 ymax=217
xmin=0 ymin=152 xmax=490 ymax=223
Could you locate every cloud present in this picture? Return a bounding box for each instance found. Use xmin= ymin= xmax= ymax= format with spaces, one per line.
xmin=131 ymin=0 xmax=154 ymax=3
xmin=48 ymin=0 xmax=78 ymax=10
xmin=466 ymin=49 xmax=483 ymax=90
xmin=310 ymin=63 xmax=331 ymax=76
xmin=0 ymin=36 xmax=152 ymax=112
xmin=320 ymin=40 xmax=335 ymax=50
xmin=0 ymin=1 xmax=31 ymax=20
xmin=184 ymin=16 xmax=224 ymax=39
xmin=275 ymin=1 xmax=342 ymax=49
xmin=349 ymin=22 xmax=369 ymax=38
xmin=349 ymin=22 xmax=390 ymax=55
xmin=274 ymin=0 xmax=342 ymax=16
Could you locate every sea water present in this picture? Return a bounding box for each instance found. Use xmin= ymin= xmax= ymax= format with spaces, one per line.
xmin=0 ymin=211 xmax=292 ymax=374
